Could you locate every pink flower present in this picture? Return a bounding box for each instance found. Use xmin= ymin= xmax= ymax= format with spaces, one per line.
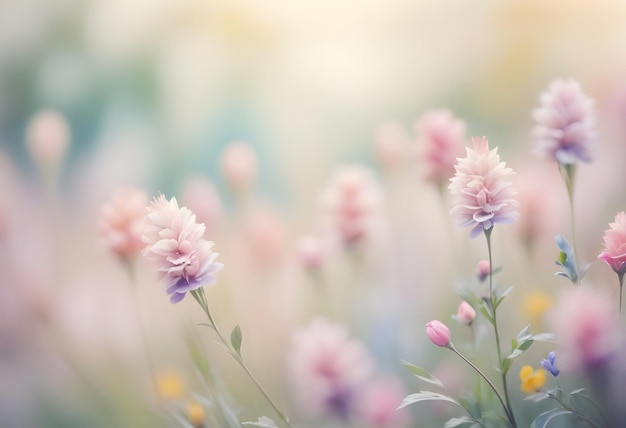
xmin=296 ymin=235 xmax=325 ymax=271
xmin=416 ymin=109 xmax=466 ymax=185
xmin=533 ymin=79 xmax=595 ymax=165
xmin=358 ymin=377 xmax=409 ymax=428
xmin=287 ymin=317 xmax=374 ymax=420
xmin=319 ymin=165 xmax=384 ymax=247
xmin=598 ymin=212 xmax=626 ymax=275
xmin=549 ymin=287 xmax=620 ymax=371
xmin=99 ymin=187 xmax=148 ymax=260
xmin=426 ymin=320 xmax=451 ymax=347
xmin=142 ymin=194 xmax=223 ymax=303
xmin=25 ymin=109 xmax=71 ymax=172
xmin=220 ymin=141 xmax=258 ymax=192
xmin=455 ymin=301 xmax=476 ymax=325
xmin=476 ymin=259 xmax=491 ymax=282
xmin=449 ymin=137 xmax=518 ymax=238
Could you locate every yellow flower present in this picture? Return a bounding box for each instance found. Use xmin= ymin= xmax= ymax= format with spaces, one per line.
xmin=519 ymin=365 xmax=546 ymax=394
xmin=523 ymin=291 xmax=553 ymax=323
xmin=156 ymin=373 xmax=184 ymax=400
xmin=186 ymin=401 xmax=205 ymax=427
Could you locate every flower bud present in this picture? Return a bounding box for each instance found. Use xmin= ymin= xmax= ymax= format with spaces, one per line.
xmin=476 ymin=259 xmax=490 ymax=282
xmin=297 ymin=235 xmax=324 ymax=271
xmin=456 ymin=301 xmax=476 ymax=325
xmin=186 ymin=401 xmax=205 ymax=428
xmin=426 ymin=320 xmax=450 ymax=347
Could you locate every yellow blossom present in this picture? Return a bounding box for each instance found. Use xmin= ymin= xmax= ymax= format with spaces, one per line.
xmin=523 ymin=291 xmax=552 ymax=323
xmin=186 ymin=401 xmax=205 ymax=427
xmin=519 ymin=365 xmax=546 ymax=394
xmin=156 ymin=373 xmax=184 ymax=400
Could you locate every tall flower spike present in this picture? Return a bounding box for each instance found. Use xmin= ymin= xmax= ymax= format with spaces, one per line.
xmin=142 ymin=194 xmax=223 ymax=303
xmin=533 ymin=79 xmax=595 ymax=165
xmin=449 ymin=137 xmax=519 ymax=238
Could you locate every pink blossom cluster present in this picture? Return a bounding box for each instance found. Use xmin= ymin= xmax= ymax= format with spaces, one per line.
xmin=99 ymin=187 xmax=148 ymax=260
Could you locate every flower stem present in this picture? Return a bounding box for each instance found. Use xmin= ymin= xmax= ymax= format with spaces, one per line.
xmin=449 ymin=344 xmax=514 ymax=426
xmin=560 ymin=163 xmax=580 ymax=285
xmin=548 ymin=393 xmax=601 ymax=428
xmin=190 ymin=289 xmax=293 ymax=428
xmin=485 ymin=228 xmax=517 ymax=428
xmin=618 ymin=272 xmax=624 ymax=313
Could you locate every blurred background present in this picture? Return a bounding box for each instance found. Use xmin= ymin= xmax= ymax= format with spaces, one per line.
xmin=1 ymin=0 xmax=626 ymax=427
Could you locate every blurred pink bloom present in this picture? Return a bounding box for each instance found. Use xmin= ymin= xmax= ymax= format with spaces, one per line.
xmin=456 ymin=301 xmax=476 ymax=325
xmin=25 ymin=109 xmax=71 ymax=179
xmin=287 ymin=317 xmax=374 ymax=420
xmin=220 ymin=141 xmax=258 ymax=192
xmin=358 ymin=377 xmax=409 ymax=428
xmin=476 ymin=259 xmax=490 ymax=282
xmin=181 ymin=176 xmax=222 ymax=235
xmin=416 ymin=109 xmax=466 ymax=185
xmin=142 ymin=194 xmax=223 ymax=303
xmin=533 ymin=79 xmax=595 ymax=165
xmin=296 ymin=234 xmax=325 ymax=271
xmin=374 ymin=120 xmax=411 ymax=170
xmin=449 ymin=137 xmax=519 ymax=238
xmin=99 ymin=187 xmax=148 ymax=260
xmin=549 ymin=287 xmax=620 ymax=371
xmin=598 ymin=212 xmax=626 ymax=275
xmin=426 ymin=320 xmax=450 ymax=347
xmin=319 ymin=164 xmax=384 ymax=247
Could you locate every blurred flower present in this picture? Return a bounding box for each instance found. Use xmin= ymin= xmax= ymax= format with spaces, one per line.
xmin=449 ymin=137 xmax=518 ymax=238
xmin=181 ymin=176 xmax=223 ymax=236
xmin=358 ymin=377 xmax=409 ymax=428
xmin=287 ymin=317 xmax=374 ymax=420
xmin=522 ymin=290 xmax=553 ymax=324
xmin=296 ymin=234 xmax=325 ymax=271
xmin=416 ymin=109 xmax=466 ymax=186
xmin=598 ymin=212 xmax=626 ymax=276
xmin=455 ymin=301 xmax=476 ymax=325
xmin=549 ymin=287 xmax=620 ymax=371
xmin=541 ymin=352 xmax=560 ymax=377
xmin=25 ymin=109 xmax=71 ymax=183
xmin=186 ymin=401 xmax=205 ymax=428
xmin=156 ymin=373 xmax=184 ymax=400
xmin=554 ymin=235 xmax=584 ymax=283
xmin=374 ymin=120 xmax=411 ymax=171
xmin=142 ymin=194 xmax=223 ymax=303
xmin=319 ymin=164 xmax=384 ymax=247
xmin=476 ymin=259 xmax=490 ymax=282
xmin=519 ymin=365 xmax=546 ymax=394
xmin=220 ymin=141 xmax=258 ymax=194
xmin=99 ymin=187 xmax=148 ymax=261
xmin=426 ymin=320 xmax=450 ymax=347
xmin=533 ymin=79 xmax=595 ymax=165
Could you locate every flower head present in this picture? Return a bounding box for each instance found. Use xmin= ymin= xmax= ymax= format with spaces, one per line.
xmin=99 ymin=187 xmax=148 ymax=260
xmin=541 ymin=352 xmax=560 ymax=377
xmin=533 ymin=79 xmax=595 ymax=165
xmin=476 ymin=259 xmax=490 ymax=282
xmin=358 ymin=377 xmax=409 ymax=428
xmin=142 ymin=194 xmax=223 ymax=303
xmin=287 ymin=317 xmax=374 ymax=420
xmin=598 ymin=212 xmax=626 ymax=275
xmin=454 ymin=301 xmax=476 ymax=325
xmin=519 ymin=365 xmax=546 ymax=394
xmin=449 ymin=137 xmax=519 ymax=238
xmin=416 ymin=109 xmax=466 ymax=185
xmin=426 ymin=320 xmax=451 ymax=347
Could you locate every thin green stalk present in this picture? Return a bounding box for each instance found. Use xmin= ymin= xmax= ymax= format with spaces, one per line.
xmin=548 ymin=393 xmax=601 ymax=428
xmin=618 ymin=272 xmax=624 ymax=313
xmin=485 ymin=228 xmax=517 ymax=428
xmin=190 ymin=289 xmax=293 ymax=428
xmin=560 ymin=163 xmax=580 ymax=285
xmin=449 ymin=344 xmax=514 ymax=425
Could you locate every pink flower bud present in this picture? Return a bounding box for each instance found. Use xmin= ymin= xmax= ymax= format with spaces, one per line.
xmin=220 ymin=141 xmax=258 ymax=193
xmin=426 ymin=320 xmax=450 ymax=347
xmin=456 ymin=301 xmax=476 ymax=325
xmin=296 ymin=235 xmax=324 ymax=271
xmin=476 ymin=259 xmax=490 ymax=282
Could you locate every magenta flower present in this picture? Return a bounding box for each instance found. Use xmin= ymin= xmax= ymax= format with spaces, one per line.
xmin=449 ymin=137 xmax=519 ymax=238
xmin=416 ymin=109 xmax=466 ymax=185
xmin=598 ymin=212 xmax=626 ymax=275
xmin=533 ymin=79 xmax=595 ymax=165
xmin=142 ymin=194 xmax=223 ymax=303
xmin=426 ymin=320 xmax=451 ymax=347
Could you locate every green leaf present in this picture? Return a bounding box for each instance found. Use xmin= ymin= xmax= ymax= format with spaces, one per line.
xmin=444 ymin=416 xmax=476 ymax=428
xmin=401 ymin=361 xmax=443 ymax=388
xmin=531 ymin=333 xmax=556 ymax=342
xmin=524 ymin=392 xmax=549 ymax=403
xmin=398 ymin=391 xmax=463 ymax=411
xmin=518 ymin=339 xmax=534 ymax=351
xmin=478 ymin=302 xmax=494 ymax=325
xmin=533 ymin=409 xmax=572 ymax=428
xmin=242 ymin=416 xmax=278 ymax=427
xmin=230 ymin=324 xmax=242 ymax=357
xmin=516 ymin=325 xmax=532 ymax=342
xmin=501 ymin=358 xmax=513 ymax=375
xmin=493 ymin=286 xmax=513 ymax=309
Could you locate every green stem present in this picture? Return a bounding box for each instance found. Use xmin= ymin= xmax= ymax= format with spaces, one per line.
xmin=619 ymin=272 xmax=624 ymax=313
xmin=560 ymin=163 xmax=580 ymax=285
xmin=548 ymin=393 xmax=601 ymax=428
xmin=485 ymin=228 xmax=517 ymax=428
xmin=190 ymin=289 xmax=293 ymax=428
xmin=449 ymin=344 xmax=514 ymax=426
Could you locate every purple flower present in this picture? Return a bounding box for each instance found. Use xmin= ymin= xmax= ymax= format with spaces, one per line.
xmin=449 ymin=137 xmax=519 ymax=238
xmin=533 ymin=79 xmax=595 ymax=165
xmin=142 ymin=194 xmax=223 ymax=303
xmin=540 ymin=352 xmax=560 ymax=377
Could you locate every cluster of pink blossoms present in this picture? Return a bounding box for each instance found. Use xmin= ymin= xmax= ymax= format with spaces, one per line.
xmin=141 ymin=194 xmax=223 ymax=303
xmin=99 ymin=187 xmax=148 ymax=260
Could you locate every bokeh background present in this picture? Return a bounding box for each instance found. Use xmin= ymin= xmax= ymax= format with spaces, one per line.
xmin=2 ymin=0 xmax=626 ymax=427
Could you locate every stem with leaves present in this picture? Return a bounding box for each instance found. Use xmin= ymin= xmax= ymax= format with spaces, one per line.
xmin=190 ymin=288 xmax=293 ymax=428
xmin=559 ymin=163 xmax=580 ymax=285
xmin=484 ymin=228 xmax=517 ymax=428
xmin=547 ymin=392 xmax=601 ymax=428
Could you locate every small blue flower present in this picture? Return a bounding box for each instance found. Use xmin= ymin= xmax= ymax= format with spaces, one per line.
xmin=555 ymin=235 xmax=580 ymax=284
xmin=541 ymin=351 xmax=560 ymax=377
